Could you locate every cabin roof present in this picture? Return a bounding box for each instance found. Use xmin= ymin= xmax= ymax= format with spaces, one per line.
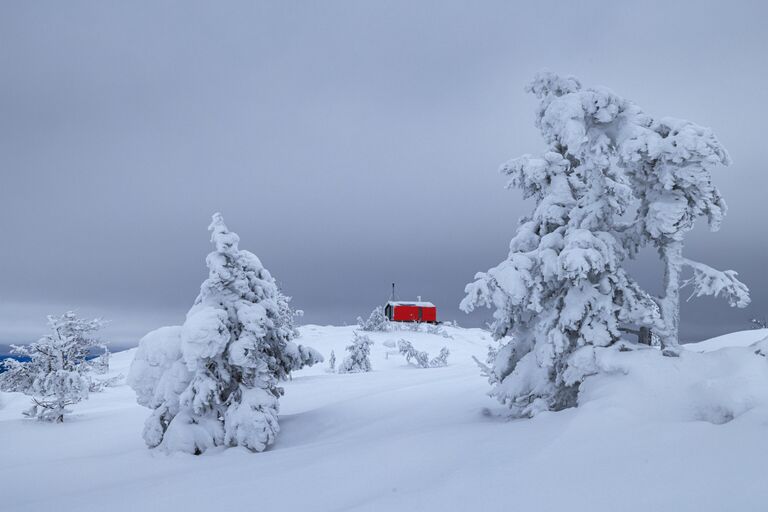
xmin=387 ymin=301 xmax=436 ymax=308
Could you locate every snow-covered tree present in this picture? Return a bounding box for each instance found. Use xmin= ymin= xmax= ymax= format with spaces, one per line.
xmin=429 ymin=347 xmax=450 ymax=368
xmin=326 ymin=350 xmax=337 ymax=373
xmin=620 ymin=117 xmax=750 ymax=350
xmin=338 ymin=332 xmax=374 ymax=373
xmin=463 ymin=71 xmax=749 ymax=415
xmin=89 ymin=347 xmax=111 ymax=375
xmin=357 ymin=306 xmax=390 ymax=332
xmin=396 ymin=339 xmax=449 ymax=368
xmin=397 ymin=339 xmax=429 ymax=368
xmin=0 ymin=312 xmax=106 ymax=422
xmin=461 ymin=72 xmax=662 ymax=417
xmin=128 ymin=213 xmax=322 ymax=454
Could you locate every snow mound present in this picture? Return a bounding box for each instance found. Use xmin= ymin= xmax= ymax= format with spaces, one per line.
xmin=684 ymin=328 xmax=768 ymax=352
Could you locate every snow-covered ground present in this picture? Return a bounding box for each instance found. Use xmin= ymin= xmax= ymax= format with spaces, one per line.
xmin=2 ymin=324 xmax=768 ymax=512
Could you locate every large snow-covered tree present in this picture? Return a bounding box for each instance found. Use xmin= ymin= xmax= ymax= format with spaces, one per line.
xmin=128 ymin=213 xmax=322 ymax=454
xmin=461 ymin=73 xmax=661 ymax=417
xmin=0 ymin=312 xmax=106 ymax=422
xmin=463 ymin=71 xmax=749 ymax=415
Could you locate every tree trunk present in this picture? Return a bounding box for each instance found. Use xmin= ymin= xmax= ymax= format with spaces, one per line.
xmin=660 ymin=240 xmax=683 ymax=354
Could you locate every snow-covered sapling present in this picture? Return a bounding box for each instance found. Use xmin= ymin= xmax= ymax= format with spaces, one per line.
xmin=128 ymin=213 xmax=322 ymax=454
xmin=89 ymin=347 xmax=111 ymax=375
xmin=357 ymin=305 xmax=390 ymax=332
xmin=0 ymin=312 xmax=106 ymax=422
xmin=429 ymin=347 xmax=450 ymax=368
xmin=326 ymin=350 xmax=337 ymax=373
xmin=338 ymin=332 xmax=374 ymax=373
xmin=397 ymin=339 xmax=449 ymax=368
xmin=397 ymin=339 xmax=428 ymax=367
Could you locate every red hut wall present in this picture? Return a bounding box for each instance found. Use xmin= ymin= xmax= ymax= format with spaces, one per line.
xmin=421 ymin=307 xmax=437 ymax=323
xmin=391 ymin=305 xmax=437 ymax=323
xmin=392 ymin=305 xmax=420 ymax=322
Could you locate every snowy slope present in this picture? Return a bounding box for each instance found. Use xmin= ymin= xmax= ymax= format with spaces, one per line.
xmin=1 ymin=325 xmax=768 ymax=512
xmin=684 ymin=328 xmax=768 ymax=353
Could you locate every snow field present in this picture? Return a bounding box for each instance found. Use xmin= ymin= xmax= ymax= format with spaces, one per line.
xmin=1 ymin=325 xmax=767 ymax=511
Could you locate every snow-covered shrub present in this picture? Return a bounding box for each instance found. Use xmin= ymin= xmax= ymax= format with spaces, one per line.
xmin=89 ymin=347 xmax=110 ymax=375
xmin=389 ymin=321 xmax=452 ymax=338
xmin=338 ymin=332 xmax=374 ymax=373
xmin=429 ymin=347 xmax=450 ymax=368
xmin=397 ymin=339 xmax=429 ymax=368
xmin=750 ymin=318 xmax=767 ymax=330
xmin=357 ymin=306 xmax=390 ymax=332
xmin=397 ymin=340 xmax=450 ymax=368
xmin=89 ymin=374 xmax=123 ymax=393
xmin=128 ymin=213 xmax=322 ymax=454
xmin=326 ymin=350 xmax=337 ymax=373
xmin=424 ymin=323 xmax=452 ymax=339
xmin=0 ymin=312 xmax=106 ymax=422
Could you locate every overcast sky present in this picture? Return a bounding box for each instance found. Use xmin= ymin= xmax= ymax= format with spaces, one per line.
xmin=1 ymin=1 xmax=766 ymax=348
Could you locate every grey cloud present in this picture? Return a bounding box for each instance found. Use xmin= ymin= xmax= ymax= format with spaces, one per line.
xmin=1 ymin=0 xmax=766 ymax=346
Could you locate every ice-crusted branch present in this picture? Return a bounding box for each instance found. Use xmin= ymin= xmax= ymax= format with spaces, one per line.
xmin=681 ymin=258 xmax=750 ymax=308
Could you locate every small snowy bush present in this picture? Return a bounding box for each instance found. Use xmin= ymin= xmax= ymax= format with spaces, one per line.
xmin=338 ymin=332 xmax=374 ymax=373
xmin=128 ymin=213 xmax=322 ymax=454
xmin=357 ymin=306 xmax=390 ymax=332
xmin=0 ymin=312 xmax=107 ymax=422
xmin=396 ymin=340 xmax=449 ymax=368
xmin=326 ymin=350 xmax=337 ymax=373
xmin=397 ymin=339 xmax=429 ymax=368
xmin=462 ymin=71 xmax=749 ymax=417
xmin=89 ymin=347 xmax=110 ymax=375
xmin=429 ymin=347 xmax=450 ymax=368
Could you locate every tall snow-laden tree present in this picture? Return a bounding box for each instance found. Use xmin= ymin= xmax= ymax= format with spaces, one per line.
xmin=128 ymin=213 xmax=322 ymax=454
xmin=338 ymin=332 xmax=374 ymax=373
xmin=0 ymin=312 xmax=106 ymax=422
xmin=461 ymin=72 xmax=661 ymax=417
xmin=619 ymin=118 xmax=749 ymax=351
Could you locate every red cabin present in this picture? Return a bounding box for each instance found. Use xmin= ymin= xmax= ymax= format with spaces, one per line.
xmin=385 ymin=300 xmax=437 ymax=323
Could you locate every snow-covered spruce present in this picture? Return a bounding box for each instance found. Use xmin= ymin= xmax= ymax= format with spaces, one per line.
xmin=0 ymin=312 xmax=106 ymax=422
xmin=127 ymin=213 xmax=322 ymax=454
xmin=326 ymin=350 xmax=337 ymax=373
xmin=463 ymin=72 xmax=749 ymax=416
xmin=357 ymin=305 xmax=390 ymax=332
xmin=338 ymin=332 xmax=374 ymax=373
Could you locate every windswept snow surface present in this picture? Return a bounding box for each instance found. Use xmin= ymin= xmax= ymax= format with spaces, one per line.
xmin=1 ymin=324 xmax=768 ymax=511
xmin=684 ymin=328 xmax=768 ymax=353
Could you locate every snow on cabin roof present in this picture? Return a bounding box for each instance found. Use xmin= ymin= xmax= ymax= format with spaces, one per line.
xmin=387 ymin=301 xmax=436 ymax=308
